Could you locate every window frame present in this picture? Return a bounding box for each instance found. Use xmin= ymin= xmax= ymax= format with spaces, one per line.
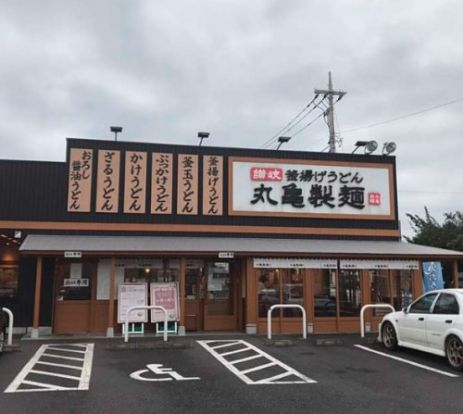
xmin=432 ymin=292 xmax=460 ymax=315
xmin=408 ymin=292 xmax=439 ymax=314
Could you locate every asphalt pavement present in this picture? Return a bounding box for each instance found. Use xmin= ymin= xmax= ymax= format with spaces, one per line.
xmin=0 ymin=334 xmax=462 ymax=414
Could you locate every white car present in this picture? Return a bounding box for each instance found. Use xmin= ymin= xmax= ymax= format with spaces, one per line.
xmin=378 ymin=289 xmax=463 ymax=370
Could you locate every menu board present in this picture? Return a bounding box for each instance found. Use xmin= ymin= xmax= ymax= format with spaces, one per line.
xmin=150 ymin=282 xmax=180 ymax=322
xmin=117 ymin=283 xmax=148 ymax=323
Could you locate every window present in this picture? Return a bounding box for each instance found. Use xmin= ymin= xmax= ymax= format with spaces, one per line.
xmin=409 ymin=293 xmax=438 ymax=314
xmin=282 ymin=269 xmax=304 ymax=317
xmin=123 ymin=259 xmax=180 ymax=284
xmin=314 ymin=270 xmax=337 ymax=317
xmin=55 ymin=262 xmax=96 ymax=301
xmin=257 ymin=269 xmax=304 ymax=318
xmin=339 ymin=270 xmax=361 ymax=316
xmin=369 ymin=270 xmax=390 ymax=316
xmin=185 ymin=260 xmax=204 ymax=300
xmin=257 ymin=269 xmax=280 ymax=318
xmin=391 ymin=270 xmax=413 ymax=310
xmin=433 ymin=293 xmax=460 ymax=315
xmin=0 ymin=266 xmax=18 ymax=298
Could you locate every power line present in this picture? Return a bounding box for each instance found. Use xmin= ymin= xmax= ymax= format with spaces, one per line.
xmin=289 ymin=110 xmax=326 ymax=138
xmin=260 ymin=95 xmax=319 ymax=149
xmin=261 ymin=96 xmax=327 ymax=149
xmin=342 ymin=97 xmax=463 ymax=134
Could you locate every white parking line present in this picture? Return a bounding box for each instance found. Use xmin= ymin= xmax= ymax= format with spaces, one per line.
xmin=4 ymin=343 xmax=95 ymax=393
xmin=198 ymin=340 xmax=316 ymax=385
xmin=354 ymin=344 xmax=459 ymax=378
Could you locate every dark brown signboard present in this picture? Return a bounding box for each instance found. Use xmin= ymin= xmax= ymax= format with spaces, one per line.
xmin=67 ymin=148 xmax=93 ymax=212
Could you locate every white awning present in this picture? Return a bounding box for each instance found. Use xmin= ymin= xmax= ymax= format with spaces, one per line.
xmin=19 ymin=234 xmax=463 ymax=259
xmin=340 ymin=259 xmax=419 ymax=270
xmin=253 ymin=258 xmax=337 ymax=269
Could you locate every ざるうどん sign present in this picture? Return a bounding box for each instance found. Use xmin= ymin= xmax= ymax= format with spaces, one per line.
xmin=150 ymin=282 xmax=180 ymax=322
xmin=117 ymin=283 xmax=148 ymax=323
xmin=229 ymin=158 xmax=394 ymax=219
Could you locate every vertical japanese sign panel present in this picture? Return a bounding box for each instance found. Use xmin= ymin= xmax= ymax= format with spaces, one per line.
xmin=124 ymin=151 xmax=147 ymax=214
xmin=151 ymin=153 xmax=173 ymax=214
xmin=67 ymin=148 xmax=93 ymax=212
xmin=177 ymin=154 xmax=198 ymax=215
xmin=96 ymin=150 xmax=120 ymax=213
xmin=203 ymin=155 xmax=223 ymax=216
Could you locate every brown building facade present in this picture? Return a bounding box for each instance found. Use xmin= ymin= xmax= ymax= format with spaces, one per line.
xmin=0 ymin=138 xmax=461 ymax=337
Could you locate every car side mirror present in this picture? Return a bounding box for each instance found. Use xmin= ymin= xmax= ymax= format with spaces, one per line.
xmin=402 ymin=306 xmax=408 ymax=314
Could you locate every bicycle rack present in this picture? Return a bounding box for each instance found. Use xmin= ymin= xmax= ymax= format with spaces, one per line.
xmin=267 ymin=304 xmax=307 ymax=340
xmin=1 ymin=307 xmax=14 ymax=346
xmin=124 ymin=305 xmax=168 ymax=343
xmin=360 ymin=304 xmax=395 ymax=338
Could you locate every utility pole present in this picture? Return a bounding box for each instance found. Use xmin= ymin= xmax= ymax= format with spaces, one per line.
xmin=314 ymin=72 xmax=346 ymax=153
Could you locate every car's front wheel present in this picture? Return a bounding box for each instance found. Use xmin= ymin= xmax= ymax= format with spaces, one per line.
xmin=445 ymin=335 xmax=463 ymax=371
xmin=381 ymin=321 xmax=398 ymax=350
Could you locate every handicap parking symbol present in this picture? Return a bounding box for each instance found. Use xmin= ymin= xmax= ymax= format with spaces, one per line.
xmin=130 ymin=364 xmax=200 ymax=382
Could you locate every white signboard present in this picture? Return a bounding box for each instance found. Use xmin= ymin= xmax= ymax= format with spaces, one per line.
xmin=118 ymin=283 xmax=148 ymax=323
xmin=64 ymin=251 xmax=82 ymax=258
xmin=340 ymin=260 xmax=419 ymax=270
xmin=64 ymin=278 xmax=89 ymax=287
xmin=150 ymin=282 xmax=180 ymax=322
xmin=230 ymin=159 xmax=393 ymax=218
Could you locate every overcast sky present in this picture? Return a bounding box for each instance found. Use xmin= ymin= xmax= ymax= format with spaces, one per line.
xmin=1 ymin=0 xmax=462 ymax=238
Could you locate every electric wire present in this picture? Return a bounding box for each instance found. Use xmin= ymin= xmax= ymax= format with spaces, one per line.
xmin=289 ymin=110 xmax=326 ymax=139
xmin=260 ymin=95 xmax=319 ymax=149
xmin=341 ymin=96 xmax=463 ymax=134
xmin=260 ymin=95 xmax=326 ymax=149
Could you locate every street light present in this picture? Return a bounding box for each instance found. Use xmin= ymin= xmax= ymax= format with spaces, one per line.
xmin=198 ymin=131 xmax=210 ymax=146
xmin=276 ymin=136 xmax=291 ymax=150
xmin=110 ymin=126 xmax=123 ymax=141
xmin=382 ymin=142 xmax=397 ymax=155
xmin=352 ymin=140 xmax=378 ymax=154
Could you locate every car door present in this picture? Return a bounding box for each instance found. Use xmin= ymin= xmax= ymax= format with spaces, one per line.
xmin=426 ymin=293 xmax=460 ymax=351
xmin=398 ymin=292 xmax=438 ymax=346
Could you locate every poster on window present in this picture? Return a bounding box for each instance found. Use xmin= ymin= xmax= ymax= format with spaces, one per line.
xmin=117 ymin=283 xmax=148 ymax=323
xmin=150 ymin=282 xmax=180 ymax=322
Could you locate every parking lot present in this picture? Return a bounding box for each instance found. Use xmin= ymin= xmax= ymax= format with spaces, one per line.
xmin=1 ymin=334 xmax=463 ymax=414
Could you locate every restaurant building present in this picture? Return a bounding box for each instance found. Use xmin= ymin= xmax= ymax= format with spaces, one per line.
xmin=0 ymin=138 xmax=462 ymax=337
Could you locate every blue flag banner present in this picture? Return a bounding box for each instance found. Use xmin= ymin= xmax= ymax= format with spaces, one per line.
xmin=422 ymin=261 xmax=444 ymax=292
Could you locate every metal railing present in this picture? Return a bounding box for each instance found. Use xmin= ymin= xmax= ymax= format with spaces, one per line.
xmin=1 ymin=307 xmax=13 ymax=346
xmin=267 ymin=304 xmax=307 ymax=340
xmin=124 ymin=305 xmax=168 ymax=343
xmin=360 ymin=304 xmax=395 ymax=338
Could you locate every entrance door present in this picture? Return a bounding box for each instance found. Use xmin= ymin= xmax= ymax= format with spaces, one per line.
xmin=53 ymin=260 xmax=97 ymax=334
xmin=184 ymin=260 xmax=240 ymax=331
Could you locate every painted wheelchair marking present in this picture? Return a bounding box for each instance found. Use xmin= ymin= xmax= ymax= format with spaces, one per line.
xmin=130 ymin=364 xmax=200 ymax=382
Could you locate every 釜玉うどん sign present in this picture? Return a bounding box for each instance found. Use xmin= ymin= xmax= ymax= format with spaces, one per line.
xmin=229 ymin=157 xmax=394 ymax=219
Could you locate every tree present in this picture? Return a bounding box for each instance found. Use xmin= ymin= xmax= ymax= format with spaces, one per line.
xmin=405 ymin=208 xmax=463 ymax=252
